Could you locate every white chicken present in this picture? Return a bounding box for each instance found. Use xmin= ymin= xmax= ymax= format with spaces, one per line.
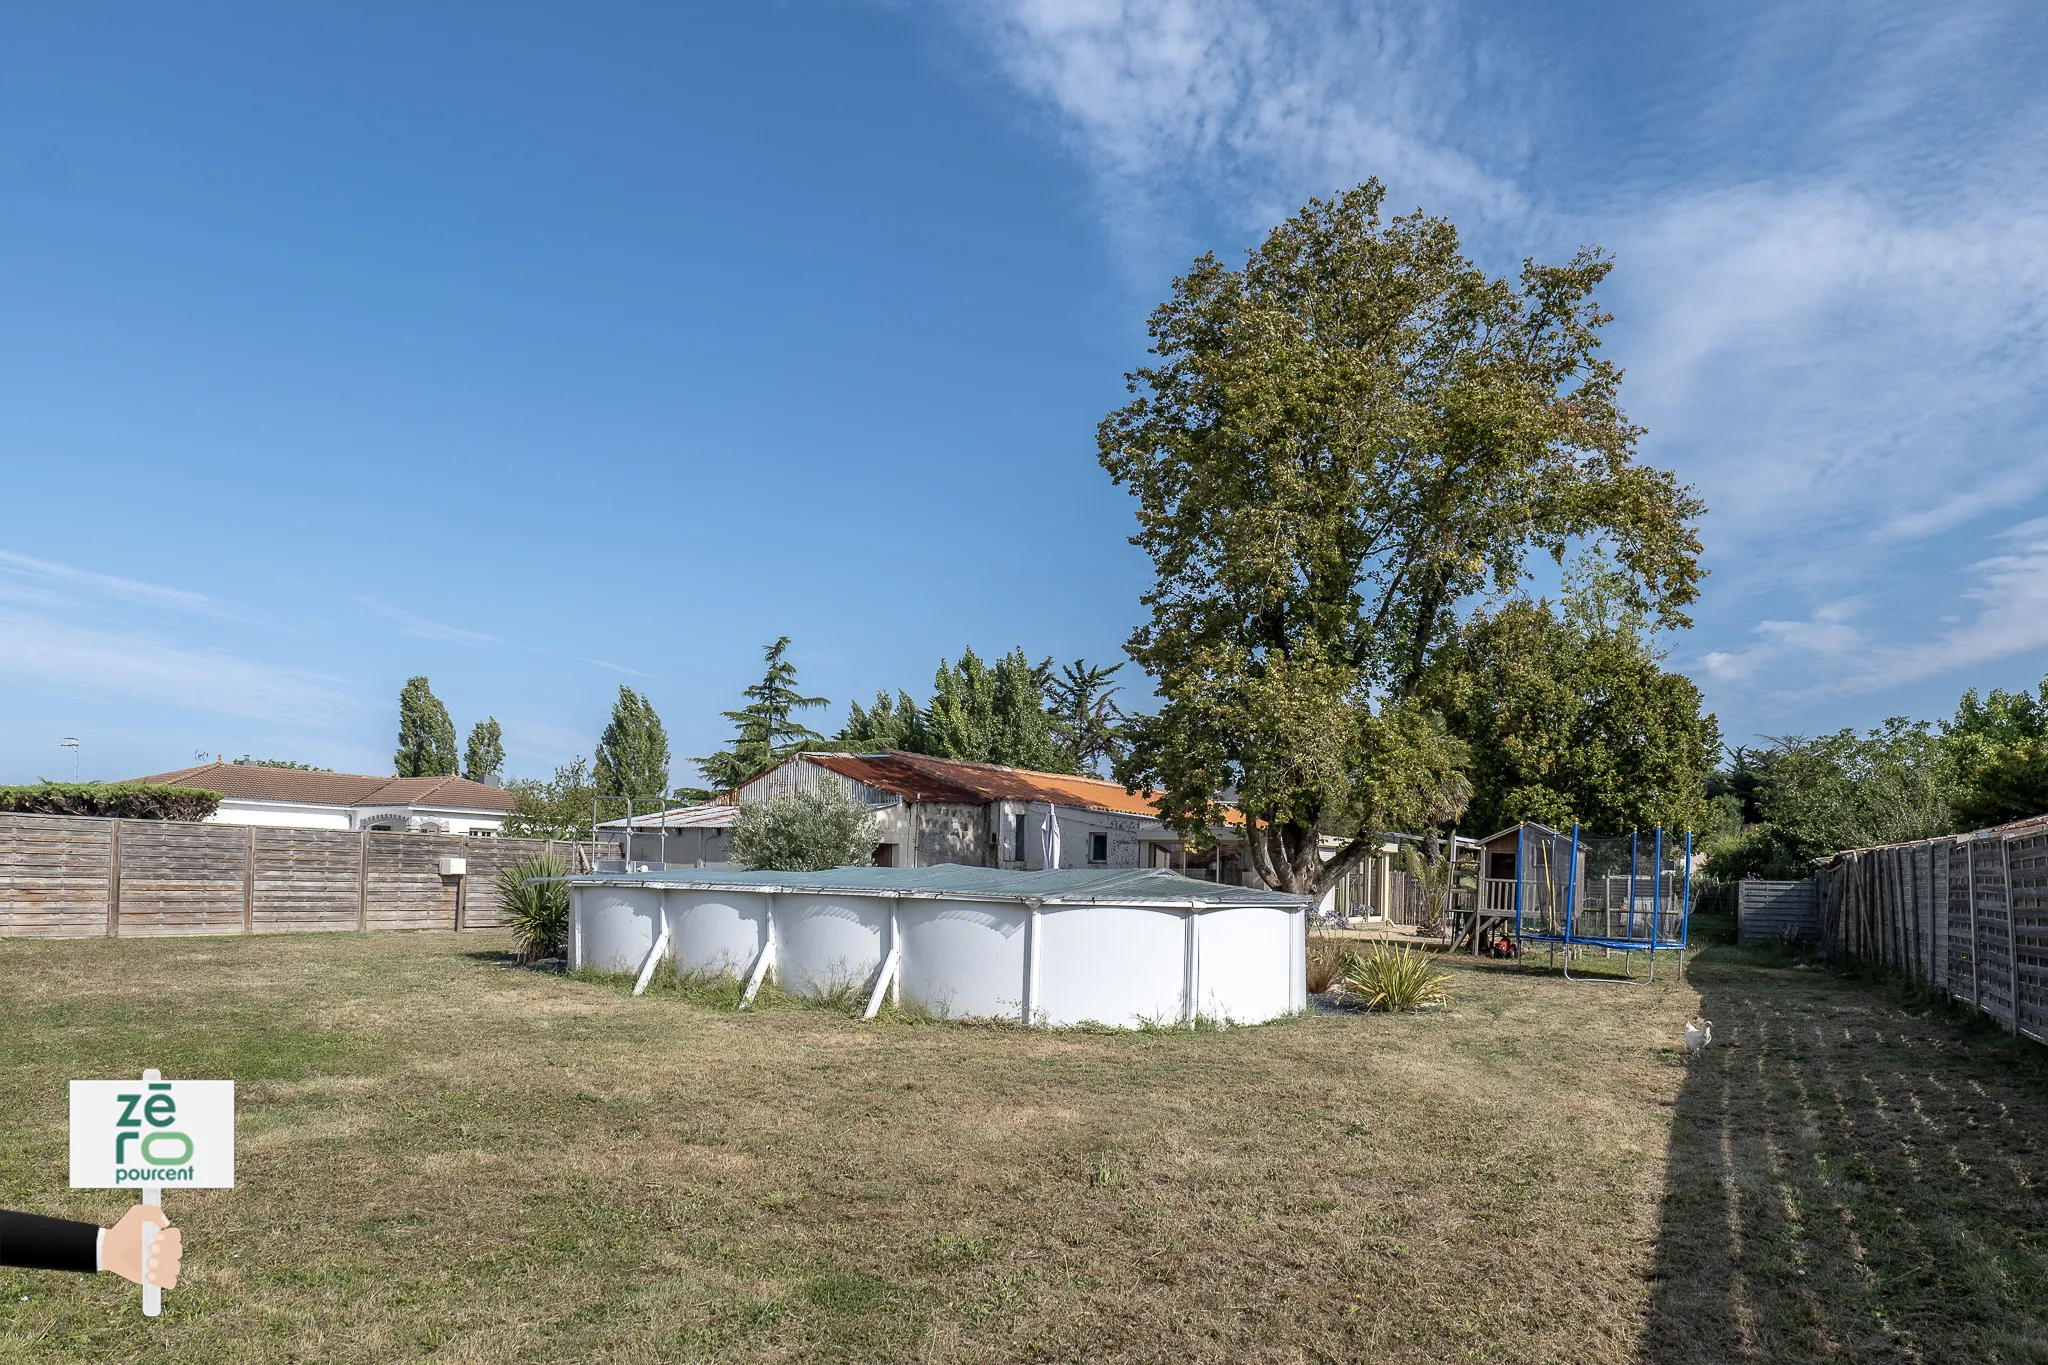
xmin=1685 ymin=1017 xmax=1713 ymax=1055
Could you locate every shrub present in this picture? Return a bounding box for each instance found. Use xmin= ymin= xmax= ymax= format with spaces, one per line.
xmin=1340 ymin=944 xmax=1452 ymax=1013
xmin=730 ymin=787 xmax=879 ymax=872
xmin=1305 ymin=936 xmax=1345 ymax=994
xmin=496 ymin=853 xmax=569 ymax=962
xmin=0 ymin=782 xmax=221 ymax=822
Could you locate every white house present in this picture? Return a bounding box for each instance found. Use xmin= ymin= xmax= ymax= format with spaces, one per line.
xmin=130 ymin=762 xmax=518 ymax=835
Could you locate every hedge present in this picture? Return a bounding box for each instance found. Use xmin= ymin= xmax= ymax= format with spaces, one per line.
xmin=0 ymin=783 xmax=224 ymax=822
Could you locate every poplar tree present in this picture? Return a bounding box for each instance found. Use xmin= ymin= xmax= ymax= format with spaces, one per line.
xmin=595 ymin=687 xmax=671 ymax=800
xmin=394 ymin=677 xmax=458 ymax=778
xmin=462 ymin=718 xmax=505 ymax=785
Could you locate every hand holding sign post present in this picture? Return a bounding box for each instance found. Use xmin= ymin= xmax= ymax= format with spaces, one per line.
xmin=69 ymin=1070 xmax=233 ymax=1317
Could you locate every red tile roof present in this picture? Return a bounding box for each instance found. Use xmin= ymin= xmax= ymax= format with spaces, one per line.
xmin=781 ymin=751 xmax=1243 ymax=825
xmin=128 ymin=763 xmax=518 ymax=812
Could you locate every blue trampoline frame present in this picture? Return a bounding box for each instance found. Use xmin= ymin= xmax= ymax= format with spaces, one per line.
xmin=1510 ymin=824 xmax=1694 ymax=983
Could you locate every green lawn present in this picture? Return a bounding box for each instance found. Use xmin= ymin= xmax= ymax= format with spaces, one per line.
xmin=2 ymin=923 xmax=2044 ymax=1363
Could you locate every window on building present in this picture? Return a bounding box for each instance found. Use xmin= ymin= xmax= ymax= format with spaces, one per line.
xmin=1089 ymin=832 xmax=1109 ymax=864
xmin=873 ymin=843 xmax=896 ymax=867
xmin=1014 ymin=813 xmax=1030 ymax=863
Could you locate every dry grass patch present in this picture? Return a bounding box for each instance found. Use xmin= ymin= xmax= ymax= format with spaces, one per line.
xmin=2 ymin=925 xmax=2045 ymax=1362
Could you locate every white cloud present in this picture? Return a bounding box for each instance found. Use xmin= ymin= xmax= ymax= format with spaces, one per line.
xmin=971 ymin=0 xmax=1526 ymax=261
xmin=349 ymin=596 xmax=501 ymax=646
xmin=957 ymin=0 xmax=2048 ymax=724
xmin=0 ymin=548 xmax=238 ymax=618
xmin=0 ymin=610 xmax=352 ymax=724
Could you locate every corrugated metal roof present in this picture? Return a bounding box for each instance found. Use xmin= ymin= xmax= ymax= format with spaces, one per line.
xmin=597 ymin=803 xmax=739 ymax=831
xmin=562 ymin=864 xmax=1306 ymax=908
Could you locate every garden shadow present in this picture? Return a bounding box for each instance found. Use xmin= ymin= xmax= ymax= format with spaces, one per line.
xmin=1636 ymin=949 xmax=2048 ymax=1363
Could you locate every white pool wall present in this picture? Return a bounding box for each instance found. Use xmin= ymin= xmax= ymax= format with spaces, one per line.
xmin=568 ymin=883 xmax=1306 ymax=1028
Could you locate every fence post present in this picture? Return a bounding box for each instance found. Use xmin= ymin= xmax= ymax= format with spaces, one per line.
xmin=1968 ymin=838 xmax=1981 ymax=1011
xmin=105 ymin=818 xmax=122 ymax=938
xmin=358 ymin=830 xmax=370 ymax=932
xmin=2002 ymin=836 xmax=2019 ymax=1035
xmin=243 ymin=826 xmax=255 ymax=934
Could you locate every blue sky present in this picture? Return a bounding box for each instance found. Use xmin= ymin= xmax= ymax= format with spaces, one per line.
xmin=3 ymin=1 xmax=2044 ymax=786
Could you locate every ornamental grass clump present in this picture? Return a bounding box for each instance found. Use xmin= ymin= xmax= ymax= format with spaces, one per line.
xmin=496 ymin=853 xmax=569 ymax=963
xmin=1305 ymin=937 xmax=1345 ymax=994
xmin=1340 ymin=944 xmax=1452 ymax=1013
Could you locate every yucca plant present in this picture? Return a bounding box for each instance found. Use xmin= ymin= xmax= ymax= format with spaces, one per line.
xmin=1340 ymin=944 xmax=1452 ymax=1013
xmin=496 ymin=852 xmax=569 ymax=963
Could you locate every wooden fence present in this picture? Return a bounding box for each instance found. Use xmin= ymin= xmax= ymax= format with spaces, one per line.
xmin=1736 ymin=880 xmax=1818 ymax=944
xmin=1816 ymin=817 xmax=2048 ymax=1043
xmin=0 ymin=813 xmax=617 ymax=940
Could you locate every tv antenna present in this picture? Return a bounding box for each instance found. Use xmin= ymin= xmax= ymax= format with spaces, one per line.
xmin=59 ymin=737 xmax=79 ymax=782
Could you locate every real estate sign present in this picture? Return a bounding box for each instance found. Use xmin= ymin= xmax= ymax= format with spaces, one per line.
xmin=69 ymin=1078 xmax=235 ymax=1189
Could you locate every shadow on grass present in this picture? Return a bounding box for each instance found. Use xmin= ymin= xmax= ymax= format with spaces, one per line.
xmin=1637 ymin=943 xmax=2048 ymax=1364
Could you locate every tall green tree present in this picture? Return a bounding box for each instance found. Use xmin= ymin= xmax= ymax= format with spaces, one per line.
xmin=1944 ymin=674 xmax=2048 ymax=828
xmin=394 ymin=676 xmax=458 ymax=778
xmin=1711 ymin=723 xmax=1952 ymax=878
xmin=1421 ymin=552 xmax=1718 ymax=836
xmin=696 ymin=637 xmax=829 ymax=792
xmin=923 ymin=648 xmax=1063 ymax=771
xmin=1047 ymin=659 xmax=1125 ymax=776
xmin=1098 ymin=182 xmax=1704 ymax=896
xmin=839 ymin=690 xmax=926 ymax=751
xmin=595 ymin=687 xmax=671 ymax=800
xmin=462 ymin=718 xmax=504 ymax=785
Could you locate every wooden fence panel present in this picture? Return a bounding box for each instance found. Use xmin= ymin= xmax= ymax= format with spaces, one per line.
xmin=0 ymin=814 xmax=110 ymax=938
xmin=251 ymin=828 xmax=364 ymax=933
xmin=0 ymin=814 xmax=617 ymax=939
xmin=2011 ymin=828 xmax=2048 ymax=1042
xmin=365 ymin=833 xmax=459 ymax=931
xmin=1737 ymin=880 xmax=1818 ymax=943
xmin=117 ymin=820 xmax=248 ymax=937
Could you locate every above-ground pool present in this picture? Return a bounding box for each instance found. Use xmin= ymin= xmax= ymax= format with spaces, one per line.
xmin=565 ymin=865 xmax=1309 ymax=1028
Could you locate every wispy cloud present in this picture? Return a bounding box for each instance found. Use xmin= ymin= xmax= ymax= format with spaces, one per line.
xmin=349 ymin=596 xmax=502 ymax=646
xmin=0 ymin=548 xmax=239 ymax=618
xmin=957 ymin=0 xmax=2048 ymax=722
xmin=970 ymin=0 xmax=1526 ymax=264
xmin=0 ymin=610 xmax=352 ymax=724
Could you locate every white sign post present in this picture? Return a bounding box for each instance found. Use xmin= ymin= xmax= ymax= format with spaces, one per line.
xmin=69 ymin=1070 xmax=234 ymax=1317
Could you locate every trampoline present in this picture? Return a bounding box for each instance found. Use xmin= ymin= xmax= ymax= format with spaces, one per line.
xmin=1508 ymin=824 xmax=1694 ymax=981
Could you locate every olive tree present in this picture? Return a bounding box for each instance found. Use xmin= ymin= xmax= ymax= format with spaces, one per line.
xmin=1100 ymin=182 xmax=1704 ymax=896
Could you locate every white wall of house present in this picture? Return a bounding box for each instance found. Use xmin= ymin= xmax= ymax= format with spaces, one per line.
xmin=209 ymin=798 xmax=354 ymax=830
xmin=204 ymin=798 xmax=507 ymax=835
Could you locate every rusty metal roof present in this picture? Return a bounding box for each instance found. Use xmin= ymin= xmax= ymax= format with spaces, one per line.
xmin=774 ymin=750 xmax=1243 ymax=824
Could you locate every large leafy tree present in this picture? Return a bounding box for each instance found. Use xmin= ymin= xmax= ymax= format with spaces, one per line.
xmin=595 ymin=687 xmax=671 ymax=800
xmin=462 ymin=718 xmax=504 ymax=785
xmin=1944 ymin=675 xmax=2048 ymax=829
xmin=1710 ymin=723 xmax=1952 ymax=878
xmin=1422 ymin=553 xmax=1718 ymax=836
xmin=502 ymin=756 xmax=599 ymax=840
xmin=394 ymin=676 xmax=458 ymax=778
xmin=1099 ymin=182 xmax=1704 ymax=895
xmin=696 ymin=637 xmax=829 ymax=792
xmin=839 ymin=690 xmax=926 ymax=751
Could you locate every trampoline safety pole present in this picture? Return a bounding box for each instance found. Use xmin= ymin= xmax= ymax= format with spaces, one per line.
xmin=1653 ymin=828 xmax=1664 ymax=964
xmin=1629 ymin=831 xmax=1639 ymax=945
xmin=1680 ymin=829 xmax=1694 ymax=978
xmin=1565 ymin=825 xmax=1580 ymax=951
